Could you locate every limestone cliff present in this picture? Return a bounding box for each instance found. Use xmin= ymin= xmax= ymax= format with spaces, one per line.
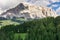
xmin=0 ymin=2 xmax=58 ymax=19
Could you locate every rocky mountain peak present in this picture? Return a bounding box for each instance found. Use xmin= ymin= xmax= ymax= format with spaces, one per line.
xmin=0 ymin=2 xmax=58 ymax=19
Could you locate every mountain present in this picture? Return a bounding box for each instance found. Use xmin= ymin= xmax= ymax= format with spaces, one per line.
xmin=0 ymin=9 xmax=3 ymax=14
xmin=26 ymin=0 xmax=60 ymax=15
xmin=0 ymin=2 xmax=58 ymax=20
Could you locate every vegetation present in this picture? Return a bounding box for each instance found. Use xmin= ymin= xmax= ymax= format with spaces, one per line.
xmin=0 ymin=18 xmax=26 ymax=27
xmin=0 ymin=16 xmax=60 ymax=40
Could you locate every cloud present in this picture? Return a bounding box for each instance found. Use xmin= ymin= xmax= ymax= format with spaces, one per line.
xmin=34 ymin=0 xmax=50 ymax=6
xmin=0 ymin=0 xmax=60 ymax=10
xmin=51 ymin=0 xmax=60 ymax=2
xmin=26 ymin=0 xmax=50 ymax=7
xmin=0 ymin=0 xmax=25 ymax=10
xmin=56 ymin=7 xmax=60 ymax=15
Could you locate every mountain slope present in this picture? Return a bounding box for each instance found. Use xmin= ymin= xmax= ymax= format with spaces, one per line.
xmin=0 ymin=2 xmax=58 ymax=19
xmin=26 ymin=0 xmax=60 ymax=15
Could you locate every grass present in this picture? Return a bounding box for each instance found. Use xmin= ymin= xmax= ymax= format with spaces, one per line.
xmin=0 ymin=20 xmax=20 ymax=27
xmin=0 ymin=18 xmax=26 ymax=27
xmin=14 ymin=33 xmax=27 ymax=40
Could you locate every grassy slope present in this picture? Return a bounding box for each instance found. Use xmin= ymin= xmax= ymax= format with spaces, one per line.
xmin=0 ymin=20 xmax=20 ymax=28
xmin=0 ymin=18 xmax=26 ymax=27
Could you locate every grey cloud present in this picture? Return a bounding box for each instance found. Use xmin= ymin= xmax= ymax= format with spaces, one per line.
xmin=0 ymin=0 xmax=25 ymax=10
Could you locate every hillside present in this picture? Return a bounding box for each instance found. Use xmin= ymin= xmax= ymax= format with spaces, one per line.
xmin=0 ymin=2 xmax=58 ymax=20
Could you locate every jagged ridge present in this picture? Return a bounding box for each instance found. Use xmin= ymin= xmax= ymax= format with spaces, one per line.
xmin=0 ymin=2 xmax=58 ymax=19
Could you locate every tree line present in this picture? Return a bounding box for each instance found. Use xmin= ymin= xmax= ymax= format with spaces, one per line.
xmin=0 ymin=16 xmax=60 ymax=40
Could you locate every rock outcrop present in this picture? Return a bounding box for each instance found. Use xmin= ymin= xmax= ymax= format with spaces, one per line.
xmin=0 ymin=9 xmax=3 ymax=15
xmin=0 ymin=2 xmax=58 ymax=19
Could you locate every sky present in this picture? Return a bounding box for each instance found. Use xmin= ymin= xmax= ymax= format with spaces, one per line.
xmin=0 ymin=0 xmax=25 ymax=10
xmin=0 ymin=0 xmax=60 ymax=15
